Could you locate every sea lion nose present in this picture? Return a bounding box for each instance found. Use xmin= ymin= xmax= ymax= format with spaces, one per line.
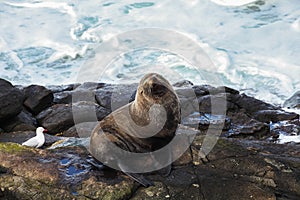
xmin=151 ymin=83 xmax=166 ymax=96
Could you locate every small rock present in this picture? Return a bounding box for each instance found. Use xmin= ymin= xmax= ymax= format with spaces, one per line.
xmin=53 ymin=91 xmax=72 ymax=104
xmin=197 ymin=93 xmax=234 ymax=113
xmin=95 ymin=84 xmax=137 ymax=111
xmin=23 ymin=85 xmax=54 ymax=115
xmin=72 ymin=101 xmax=110 ymax=124
xmin=270 ymin=120 xmax=300 ymax=138
xmin=173 ymin=80 xmax=193 ymax=87
xmin=230 ymin=93 xmax=278 ymax=115
xmin=47 ymin=84 xmax=79 ymax=93
xmin=1 ymin=110 xmax=37 ymax=132
xmin=79 ymin=82 xmax=106 ymax=90
xmin=145 ymin=190 xmax=154 ymax=197
xmin=64 ymin=122 xmax=99 ymax=138
xmin=228 ymin=119 xmax=269 ymax=139
xmin=36 ymin=104 xmax=74 ymax=134
xmin=254 ymin=110 xmax=298 ymax=123
xmin=0 ymin=79 xmax=24 ymax=122
xmin=192 ymin=85 xmax=214 ymax=96
xmin=37 ymin=102 xmax=110 ymax=134
xmin=214 ymin=86 xmax=239 ymax=95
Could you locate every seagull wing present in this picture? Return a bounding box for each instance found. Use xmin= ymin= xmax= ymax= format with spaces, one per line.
xmin=22 ymin=137 xmax=39 ymax=148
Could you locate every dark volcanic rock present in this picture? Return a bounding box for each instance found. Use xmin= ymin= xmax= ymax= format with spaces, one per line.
xmin=230 ymin=93 xmax=278 ymax=114
xmin=36 ymin=104 xmax=74 ymax=134
xmin=182 ymin=112 xmax=231 ymax=131
xmin=23 ymin=85 xmax=54 ymax=115
xmin=95 ymin=84 xmax=137 ymax=111
xmin=63 ymin=83 xmax=111 ymax=105
xmin=173 ymin=80 xmax=194 ymax=87
xmin=79 ymin=82 xmax=107 ymax=90
xmin=0 ymin=79 xmax=23 ymax=122
xmin=72 ymin=101 xmax=110 ymax=124
xmin=1 ymin=80 xmax=300 ymax=199
xmin=64 ymin=122 xmax=99 ymax=137
xmin=0 ymin=143 xmax=135 ymax=200
xmin=214 ymin=86 xmax=239 ymax=95
xmin=228 ymin=119 xmax=269 ymax=139
xmin=192 ymin=85 xmax=214 ymax=96
xmin=253 ymin=110 xmax=298 ymax=123
xmin=37 ymin=102 xmax=110 ymax=134
xmin=283 ymin=91 xmax=300 ymax=109
xmin=53 ymin=91 xmax=73 ymax=104
xmin=0 ymin=118 xmax=300 ymax=199
xmin=0 ymin=79 xmax=300 ymax=200
xmin=47 ymin=83 xmax=79 ymax=93
xmin=1 ymin=110 xmax=37 ymax=132
xmin=197 ymin=93 xmax=237 ymax=113
xmin=270 ymin=119 xmax=300 ymax=139
xmin=226 ymin=110 xmax=270 ymax=139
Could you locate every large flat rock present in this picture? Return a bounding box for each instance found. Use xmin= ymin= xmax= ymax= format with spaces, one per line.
xmin=0 ymin=133 xmax=299 ymax=199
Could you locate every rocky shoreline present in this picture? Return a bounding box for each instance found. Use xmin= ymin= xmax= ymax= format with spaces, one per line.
xmin=0 ymin=78 xmax=299 ymax=199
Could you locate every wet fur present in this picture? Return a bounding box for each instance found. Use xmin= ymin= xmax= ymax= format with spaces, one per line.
xmin=89 ymin=73 xmax=180 ymax=185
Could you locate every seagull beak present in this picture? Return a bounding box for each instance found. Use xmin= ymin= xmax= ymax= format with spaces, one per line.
xmin=43 ymin=129 xmax=48 ymax=133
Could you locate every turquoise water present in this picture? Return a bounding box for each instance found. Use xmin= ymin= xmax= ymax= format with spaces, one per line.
xmin=0 ymin=0 xmax=299 ymax=106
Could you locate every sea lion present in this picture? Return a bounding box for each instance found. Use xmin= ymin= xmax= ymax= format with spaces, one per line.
xmin=89 ymin=73 xmax=180 ymax=186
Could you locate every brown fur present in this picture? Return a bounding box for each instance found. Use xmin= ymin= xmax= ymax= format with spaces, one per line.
xmin=90 ymin=73 xmax=180 ymax=160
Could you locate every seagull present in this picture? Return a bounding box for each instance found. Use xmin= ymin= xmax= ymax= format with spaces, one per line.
xmin=22 ymin=127 xmax=47 ymax=148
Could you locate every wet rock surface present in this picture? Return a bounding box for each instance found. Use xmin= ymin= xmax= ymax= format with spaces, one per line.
xmin=0 ymin=78 xmax=299 ymax=199
xmin=0 ymin=143 xmax=136 ymax=200
xmin=1 ymin=110 xmax=37 ymax=132
xmin=36 ymin=104 xmax=75 ymax=134
xmin=0 ymin=79 xmax=24 ymax=122
xmin=23 ymin=85 xmax=54 ymax=115
xmin=0 ymin=134 xmax=299 ymax=200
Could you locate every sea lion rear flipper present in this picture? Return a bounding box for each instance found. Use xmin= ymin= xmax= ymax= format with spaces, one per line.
xmin=118 ymin=161 xmax=154 ymax=187
xmin=86 ymin=155 xmax=105 ymax=170
xmin=157 ymin=164 xmax=172 ymax=177
xmin=124 ymin=172 xmax=154 ymax=187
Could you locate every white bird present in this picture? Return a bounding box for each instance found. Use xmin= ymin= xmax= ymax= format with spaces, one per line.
xmin=22 ymin=127 xmax=47 ymax=148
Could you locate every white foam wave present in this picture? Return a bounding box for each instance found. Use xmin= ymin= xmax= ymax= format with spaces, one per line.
xmin=0 ymin=0 xmax=299 ymax=106
xmin=209 ymin=0 xmax=258 ymax=6
xmin=292 ymin=18 xmax=300 ymax=32
xmin=278 ymin=134 xmax=300 ymax=144
xmin=5 ymin=1 xmax=76 ymax=19
xmin=34 ymin=40 xmax=88 ymax=61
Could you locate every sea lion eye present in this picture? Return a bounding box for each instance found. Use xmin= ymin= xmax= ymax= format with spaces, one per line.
xmin=140 ymin=90 xmax=143 ymax=95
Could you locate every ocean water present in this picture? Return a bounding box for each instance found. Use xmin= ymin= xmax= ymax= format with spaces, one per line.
xmin=0 ymin=0 xmax=299 ymax=107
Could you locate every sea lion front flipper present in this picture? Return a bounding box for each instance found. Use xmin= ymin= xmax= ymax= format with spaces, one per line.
xmin=124 ymin=172 xmax=154 ymax=187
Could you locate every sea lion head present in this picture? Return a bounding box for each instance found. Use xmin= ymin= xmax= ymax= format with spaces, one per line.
xmin=129 ymin=73 xmax=180 ymax=133
xmin=135 ymin=73 xmax=177 ymax=105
